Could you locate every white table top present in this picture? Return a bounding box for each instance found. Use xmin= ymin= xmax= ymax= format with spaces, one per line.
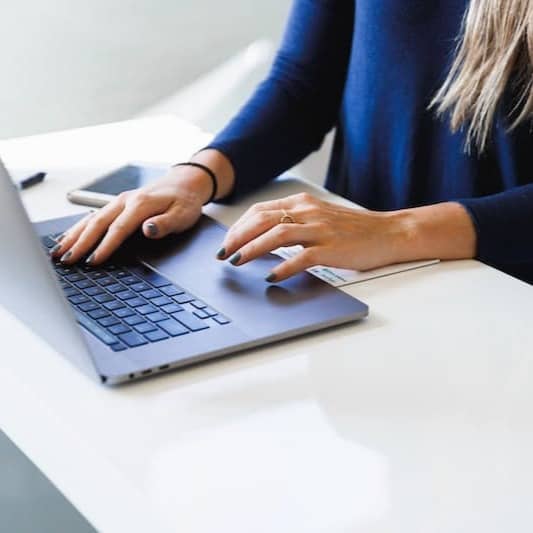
xmin=1 ymin=116 xmax=533 ymax=533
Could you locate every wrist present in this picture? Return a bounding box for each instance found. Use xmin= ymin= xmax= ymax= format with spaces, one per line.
xmin=393 ymin=202 xmax=477 ymax=261
xmin=165 ymin=165 xmax=214 ymax=205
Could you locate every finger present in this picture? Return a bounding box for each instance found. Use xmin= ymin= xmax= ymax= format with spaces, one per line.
xmin=225 ymin=197 xmax=290 ymax=237
xmin=59 ymin=201 xmax=125 ymax=264
xmin=219 ymin=210 xmax=281 ymax=260
xmin=49 ymin=210 xmax=96 ymax=258
xmin=86 ymin=203 xmax=153 ymax=264
xmin=266 ymin=248 xmax=320 ymax=283
xmin=141 ymin=205 xmax=192 ymax=239
xmin=230 ymin=223 xmax=316 ymax=266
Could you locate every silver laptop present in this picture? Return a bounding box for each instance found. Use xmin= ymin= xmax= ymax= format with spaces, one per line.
xmin=0 ymin=160 xmax=368 ymax=385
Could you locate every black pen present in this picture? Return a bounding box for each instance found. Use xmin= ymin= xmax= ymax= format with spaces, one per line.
xmin=19 ymin=172 xmax=47 ymax=190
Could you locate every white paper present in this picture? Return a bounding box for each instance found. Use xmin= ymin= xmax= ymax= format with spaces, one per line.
xmin=272 ymin=245 xmax=439 ymax=287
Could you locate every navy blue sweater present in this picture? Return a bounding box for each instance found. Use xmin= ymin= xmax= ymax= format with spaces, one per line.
xmin=208 ymin=0 xmax=533 ymax=284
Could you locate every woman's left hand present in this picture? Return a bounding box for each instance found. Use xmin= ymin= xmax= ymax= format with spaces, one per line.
xmin=216 ymin=192 xmax=414 ymax=282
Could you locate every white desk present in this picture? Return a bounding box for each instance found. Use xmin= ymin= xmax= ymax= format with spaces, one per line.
xmin=1 ymin=116 xmax=533 ymax=533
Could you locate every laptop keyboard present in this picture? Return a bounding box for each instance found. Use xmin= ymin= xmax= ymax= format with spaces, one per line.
xmin=41 ymin=234 xmax=231 ymax=352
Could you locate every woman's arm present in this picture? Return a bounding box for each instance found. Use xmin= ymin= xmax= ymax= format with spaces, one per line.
xmin=207 ymin=0 xmax=355 ymax=200
xmin=216 ymin=194 xmax=477 ymax=282
xmin=457 ymin=183 xmax=533 ymax=265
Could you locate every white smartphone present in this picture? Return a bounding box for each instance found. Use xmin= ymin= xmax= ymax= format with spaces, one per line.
xmin=67 ymin=163 xmax=168 ymax=207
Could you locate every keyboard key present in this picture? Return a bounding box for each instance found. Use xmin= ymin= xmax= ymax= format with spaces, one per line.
xmin=191 ymin=300 xmax=207 ymax=309
xmin=158 ymin=319 xmax=189 ymax=337
xmin=88 ymin=309 xmax=110 ymax=320
xmin=160 ymin=303 xmax=183 ymax=314
xmin=74 ymin=310 xmax=118 ymax=346
xmin=113 ymin=270 xmax=129 ymax=278
xmin=94 ymin=293 xmax=114 ymax=304
xmin=141 ymin=270 xmax=171 ymax=288
xmin=41 ymin=235 xmax=57 ymax=248
xmin=130 ymin=282 xmax=151 ymax=292
xmin=124 ymin=314 xmax=145 ymax=326
xmin=63 ymin=287 xmax=80 ymax=297
xmin=145 ymin=311 xmax=168 ymax=323
xmin=110 ymin=342 xmax=128 ymax=352
xmin=97 ymin=276 xmax=115 ymax=287
xmin=151 ymin=296 xmax=173 ymax=307
xmin=114 ymin=307 xmax=135 ymax=318
xmin=118 ymin=331 xmax=148 ymax=348
xmin=78 ymin=301 xmax=99 ymax=312
xmin=116 ymin=290 xmax=136 ymax=301
xmin=193 ymin=309 xmax=210 ymax=319
xmin=174 ymin=293 xmax=195 ymax=304
xmin=127 ymin=297 xmax=147 ymax=308
xmin=74 ymin=279 xmax=95 ymax=290
xmin=104 ymin=264 xmax=118 ymax=271
xmin=109 ymin=324 xmax=131 ymax=335
xmin=88 ymin=271 xmax=107 ymax=280
xmin=68 ymin=294 xmax=90 ymax=305
xmin=103 ymin=300 xmax=125 ymax=311
xmin=203 ymin=306 xmax=218 ymax=317
xmin=213 ymin=315 xmax=231 ymax=325
xmin=107 ymin=283 xmax=126 ymax=293
xmin=139 ymin=289 xmax=161 ymax=300
xmin=137 ymin=304 xmax=157 ymax=316
xmin=160 ymin=285 xmax=182 ymax=297
xmin=133 ymin=321 xmax=157 ymax=334
xmin=98 ymin=316 xmax=121 ymax=328
xmin=65 ymin=273 xmax=85 ymax=282
xmin=85 ymin=286 xmax=105 ymax=297
xmin=175 ymin=312 xmax=210 ymax=332
xmin=144 ymin=329 xmax=169 ymax=342
xmin=120 ymin=276 xmax=139 ymax=285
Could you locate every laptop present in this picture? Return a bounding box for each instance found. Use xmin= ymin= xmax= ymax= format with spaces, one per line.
xmin=0 ymin=160 xmax=368 ymax=385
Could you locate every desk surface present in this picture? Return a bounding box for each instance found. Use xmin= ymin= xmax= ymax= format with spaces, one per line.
xmin=1 ymin=116 xmax=533 ymax=533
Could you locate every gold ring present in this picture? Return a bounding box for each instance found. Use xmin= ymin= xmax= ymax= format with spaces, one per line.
xmin=280 ymin=209 xmax=296 ymax=224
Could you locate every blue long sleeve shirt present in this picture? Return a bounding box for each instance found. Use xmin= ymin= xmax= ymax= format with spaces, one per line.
xmin=207 ymin=0 xmax=533 ymax=284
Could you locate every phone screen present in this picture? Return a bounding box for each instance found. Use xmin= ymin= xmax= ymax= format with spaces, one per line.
xmin=84 ymin=165 xmax=166 ymax=195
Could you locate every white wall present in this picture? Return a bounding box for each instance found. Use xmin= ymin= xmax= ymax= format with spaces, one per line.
xmin=0 ymin=0 xmax=290 ymax=138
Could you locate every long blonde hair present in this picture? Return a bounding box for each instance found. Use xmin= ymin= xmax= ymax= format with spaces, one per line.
xmin=432 ymin=0 xmax=533 ymax=153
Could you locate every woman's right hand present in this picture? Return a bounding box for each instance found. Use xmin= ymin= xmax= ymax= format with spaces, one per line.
xmin=50 ymin=165 xmax=216 ymax=266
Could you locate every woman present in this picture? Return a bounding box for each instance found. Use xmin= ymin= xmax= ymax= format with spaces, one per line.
xmin=52 ymin=0 xmax=533 ymax=284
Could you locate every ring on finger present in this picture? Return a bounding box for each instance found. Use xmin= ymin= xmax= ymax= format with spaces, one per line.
xmin=280 ymin=209 xmax=297 ymax=224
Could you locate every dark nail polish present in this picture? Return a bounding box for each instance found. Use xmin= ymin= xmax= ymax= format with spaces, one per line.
xmin=49 ymin=243 xmax=62 ymax=255
xmin=85 ymin=253 xmax=95 ymax=265
xmin=60 ymin=251 xmax=72 ymax=263
xmin=146 ymin=222 xmax=158 ymax=237
xmin=265 ymin=272 xmax=277 ymax=283
xmin=229 ymin=252 xmax=241 ymax=266
xmin=216 ymin=247 xmax=226 ymax=259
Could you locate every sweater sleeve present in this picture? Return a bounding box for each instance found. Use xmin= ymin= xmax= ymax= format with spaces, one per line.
xmin=205 ymin=0 xmax=355 ymax=200
xmin=458 ymin=183 xmax=533 ymax=265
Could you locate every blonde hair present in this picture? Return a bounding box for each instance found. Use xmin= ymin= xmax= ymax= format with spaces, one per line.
xmin=432 ymin=0 xmax=533 ymax=153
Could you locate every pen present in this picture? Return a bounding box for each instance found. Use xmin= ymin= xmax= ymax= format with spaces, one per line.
xmin=19 ymin=172 xmax=47 ymax=190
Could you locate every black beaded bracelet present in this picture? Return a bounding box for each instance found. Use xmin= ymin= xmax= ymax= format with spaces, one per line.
xmin=172 ymin=162 xmax=218 ymax=205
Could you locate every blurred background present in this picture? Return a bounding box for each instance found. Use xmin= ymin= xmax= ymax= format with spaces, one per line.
xmin=1 ymin=0 xmax=290 ymax=139
xmin=0 ymin=2 xmax=290 ymax=531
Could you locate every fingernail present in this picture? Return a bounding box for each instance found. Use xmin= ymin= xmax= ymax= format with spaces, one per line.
xmin=146 ymin=222 xmax=158 ymax=237
xmin=85 ymin=253 xmax=95 ymax=265
xmin=216 ymin=247 xmax=226 ymax=259
xmin=265 ymin=272 xmax=277 ymax=283
xmin=229 ymin=252 xmax=241 ymax=266
xmin=49 ymin=243 xmax=62 ymax=255
xmin=56 ymin=233 xmax=66 ymax=242
xmin=60 ymin=251 xmax=73 ymax=263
